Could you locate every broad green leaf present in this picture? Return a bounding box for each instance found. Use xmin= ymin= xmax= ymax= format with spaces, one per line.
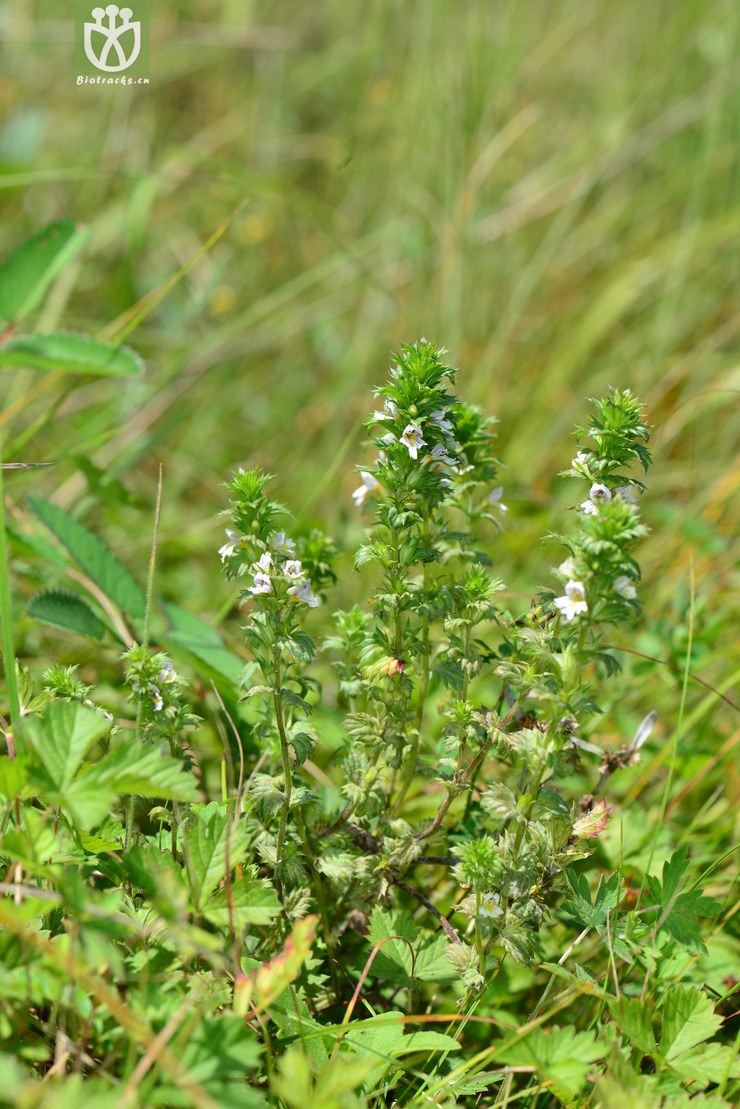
xmin=608 ymin=996 xmax=657 ymax=1055
xmin=203 ymin=877 xmax=281 ymax=929
xmin=28 ymin=588 xmax=105 ymax=639
xmin=667 ymin=1041 xmax=740 ymax=1087
xmin=1 ymin=807 xmax=57 ymax=868
xmin=0 ymin=756 xmax=27 ymax=802
xmin=659 ymin=986 xmax=722 ymax=1061
xmin=185 ymin=802 xmax=249 ymax=909
xmin=0 ymin=220 xmax=90 ymax=322
xmin=27 ymin=496 xmax=146 ymax=619
xmin=0 ymin=332 xmax=143 ymax=377
xmin=366 ymin=907 xmax=456 ymax=983
xmin=162 ymin=600 xmax=243 ymax=685
xmin=497 ymin=1025 xmax=606 ymax=1100
xmin=81 ymin=742 xmax=200 ymax=803
xmin=271 ymin=1046 xmax=373 ymax=1109
xmin=54 ymin=777 xmax=115 ymax=831
xmin=343 ymin=1012 xmax=460 ymax=1093
xmin=24 ymin=701 xmax=109 ymax=789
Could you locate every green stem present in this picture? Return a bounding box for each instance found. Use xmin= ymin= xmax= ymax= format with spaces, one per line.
xmin=273 ymin=645 xmax=292 ymax=874
xmin=295 ymin=809 xmax=339 ymax=998
xmin=512 ymin=760 xmax=546 ymax=855
xmin=0 ymin=433 xmax=21 ymax=733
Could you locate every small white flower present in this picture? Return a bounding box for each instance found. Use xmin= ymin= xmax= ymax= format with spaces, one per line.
xmin=249 ymin=572 xmax=273 ymax=596
xmin=554 ymin=580 xmax=588 ymax=622
xmin=252 ymin=551 xmax=273 ymax=574
xmin=558 ymin=557 xmax=577 ymax=578
xmin=288 ymin=580 xmax=319 ymax=608
xmin=372 ymin=399 xmax=398 ymax=422
xmin=425 ymin=443 xmax=458 ymax=473
xmin=589 ymin=482 xmax=611 ymax=503
xmin=581 ymin=499 xmax=598 ymax=515
xmin=283 ymin=559 xmax=304 ymax=579
xmin=400 ymin=423 xmax=426 ymax=460
xmin=485 ymin=486 xmax=508 ymax=513
xmin=352 ymin=471 xmax=381 ymax=507
xmin=572 ymin=450 xmax=590 ymax=468
xmin=270 ymin=531 xmax=296 ymax=554
xmin=159 ymin=660 xmax=177 ymax=684
xmin=614 ymin=484 xmax=637 ymax=504
xmin=479 ymin=892 xmax=504 ymax=922
xmin=431 ymin=408 xmax=455 ymax=435
xmin=613 ymin=575 xmax=637 ymax=600
xmin=102 ymin=709 xmax=114 ymax=722
xmin=218 ymin=528 xmax=240 ymax=562
xmin=151 ymin=687 xmax=163 ymax=713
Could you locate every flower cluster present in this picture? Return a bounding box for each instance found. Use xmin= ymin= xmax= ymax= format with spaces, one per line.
xmin=218 ymin=470 xmax=322 ymax=611
xmin=552 ymin=389 xmax=651 ymax=627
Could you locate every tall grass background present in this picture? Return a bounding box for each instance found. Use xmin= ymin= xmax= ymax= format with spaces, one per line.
xmin=0 ymin=0 xmax=738 ymax=878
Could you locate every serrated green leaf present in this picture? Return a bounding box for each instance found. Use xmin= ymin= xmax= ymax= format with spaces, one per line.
xmin=80 ymin=742 xmax=200 ymax=804
xmin=667 ymin=1041 xmax=740 ymax=1087
xmin=659 ymin=986 xmax=722 ymax=1061
xmin=203 ymin=877 xmax=281 ymax=929
xmin=27 ymin=496 xmax=145 ymax=619
xmin=27 ymin=588 xmax=105 ymax=639
xmin=0 ymin=332 xmax=143 ymax=377
xmin=608 ymin=996 xmax=657 ymax=1055
xmin=24 ymin=701 xmax=109 ymax=789
xmin=0 ymin=220 xmax=90 ymax=322
xmin=497 ymin=1025 xmax=606 ymax=1099
xmin=185 ymin=802 xmax=249 ymax=909
xmin=646 ymin=848 xmax=722 ymax=954
xmin=366 ymin=908 xmax=456 ymax=983
xmin=563 ymin=870 xmax=622 ymax=930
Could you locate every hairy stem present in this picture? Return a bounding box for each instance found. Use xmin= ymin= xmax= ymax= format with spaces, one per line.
xmin=273 ymin=644 xmax=293 ymax=876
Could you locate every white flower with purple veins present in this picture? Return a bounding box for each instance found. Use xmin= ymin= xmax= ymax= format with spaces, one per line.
xmin=614 ymin=484 xmax=637 ymax=504
xmin=151 ymin=687 xmax=163 ymax=713
xmin=485 ymin=486 xmax=508 ymax=513
xmin=581 ymin=482 xmax=611 ymax=515
xmin=218 ymin=528 xmax=241 ymax=562
xmin=479 ymin=892 xmax=504 ymax=922
xmin=270 ymin=531 xmax=296 ymax=554
xmin=426 ymin=443 xmax=458 ymax=472
xmin=558 ymin=557 xmax=577 ymax=579
xmin=249 ymin=573 xmax=273 ymax=596
xmin=289 ymin=580 xmax=319 ymax=608
xmin=431 ymin=408 xmax=455 ymax=435
xmin=554 ymin=580 xmax=588 ymax=622
xmin=400 ymin=423 xmax=426 ymax=459
xmin=613 ymin=575 xmax=637 ymax=600
xmin=283 ymin=559 xmax=304 ymax=579
xmin=159 ymin=660 xmax=177 ymax=684
xmin=252 ymin=552 xmax=273 ymax=574
xmin=589 ymin=482 xmax=611 ymax=503
xmin=352 ymin=471 xmax=381 ymax=507
xmin=572 ymin=451 xmax=590 ymax=468
xmin=372 ymin=399 xmax=398 ymax=422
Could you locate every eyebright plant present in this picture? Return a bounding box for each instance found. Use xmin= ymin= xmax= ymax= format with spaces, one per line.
xmin=218 ymin=344 xmax=668 ymax=988
xmin=1 ymin=328 xmax=735 ymax=1105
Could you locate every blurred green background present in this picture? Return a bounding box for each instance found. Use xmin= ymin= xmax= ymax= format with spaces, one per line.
xmin=0 ymin=0 xmax=738 ymax=793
